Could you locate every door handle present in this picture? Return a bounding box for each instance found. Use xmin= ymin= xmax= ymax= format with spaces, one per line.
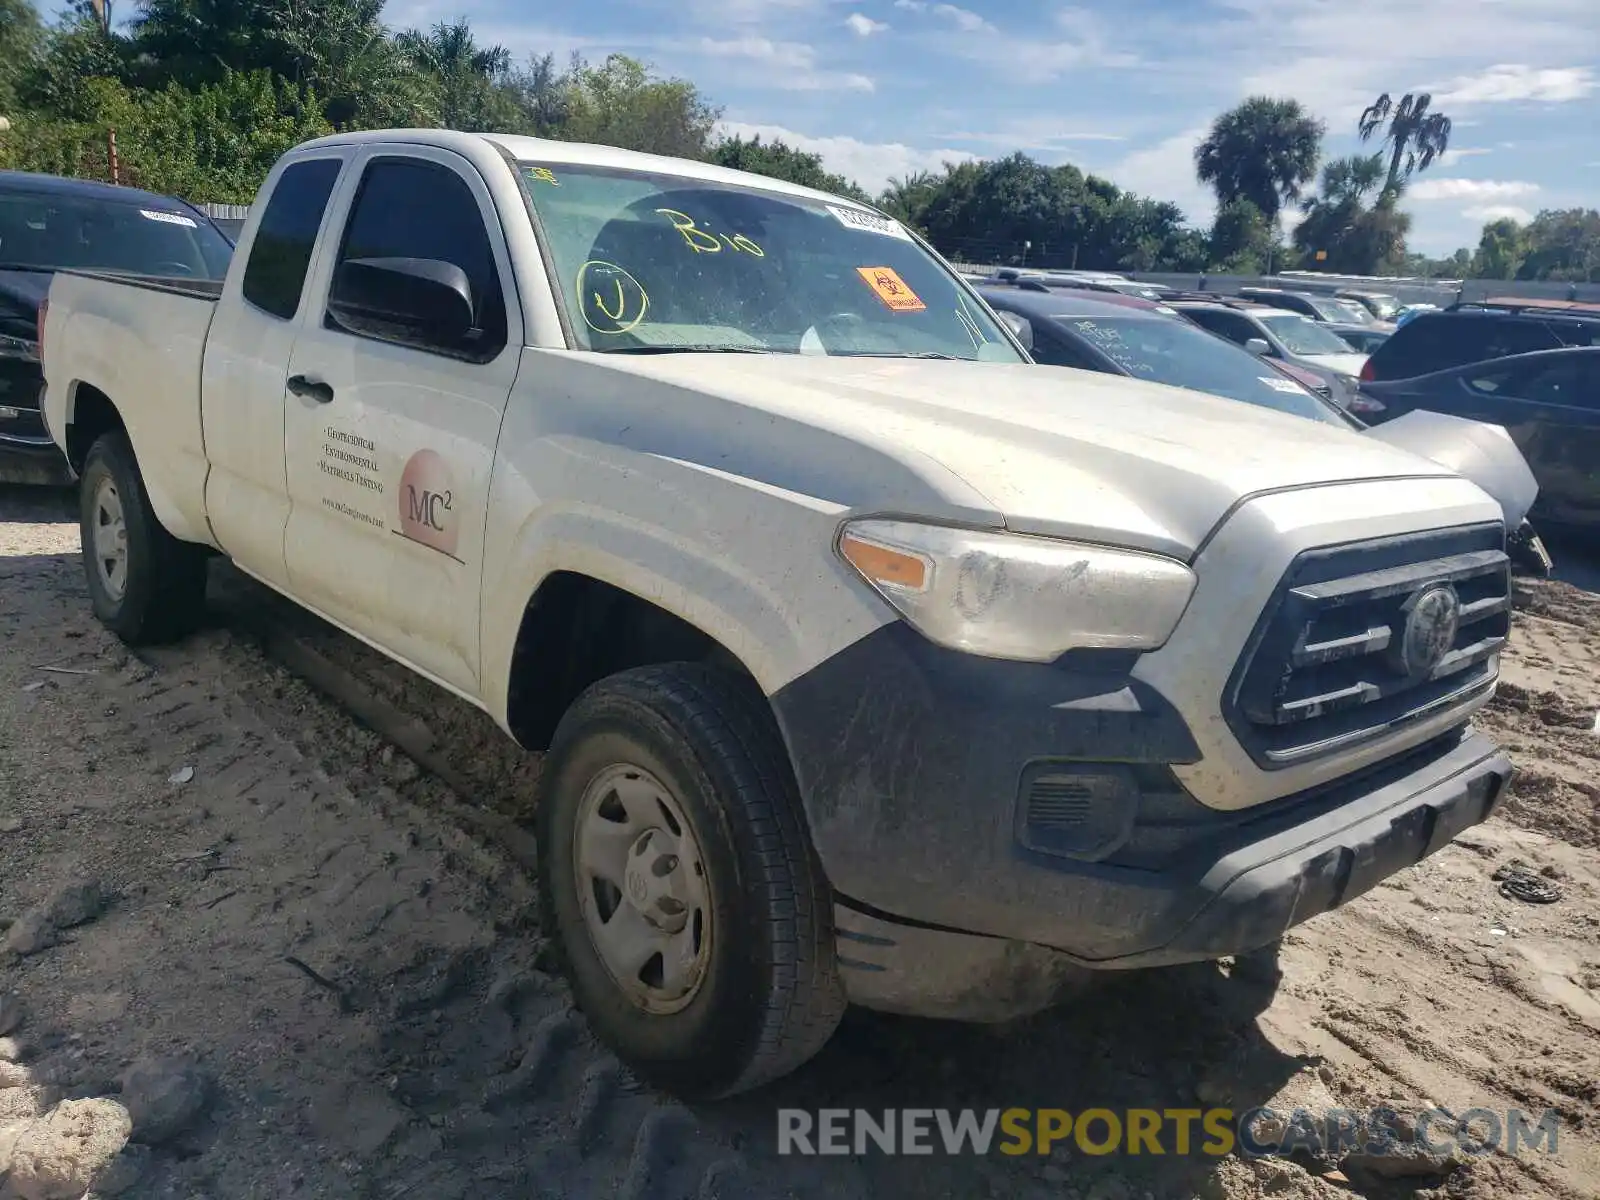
xmin=287 ymin=374 xmax=334 ymax=404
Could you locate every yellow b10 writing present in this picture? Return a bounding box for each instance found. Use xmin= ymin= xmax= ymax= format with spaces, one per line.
xmin=655 ymin=208 xmax=765 ymax=256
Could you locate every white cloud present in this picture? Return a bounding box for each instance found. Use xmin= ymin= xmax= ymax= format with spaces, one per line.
xmin=1215 ymin=0 xmax=1600 ymax=122
xmin=1429 ymin=64 xmax=1596 ymax=105
xmin=1406 ymin=178 xmax=1541 ymax=201
xmin=1462 ymin=204 xmax=1535 ymax=223
xmin=933 ymin=3 xmax=993 ymax=32
xmin=933 ymin=122 xmax=1127 ymax=149
xmin=1438 ymin=147 xmax=1492 ymax=166
xmin=692 ymin=36 xmax=875 ymax=91
xmin=893 ymin=0 xmax=926 ymax=9
xmin=844 ymin=12 xmax=889 ymax=36
xmin=1106 ymin=126 xmax=1218 ymax=225
xmin=714 ymin=121 xmax=977 ymax=194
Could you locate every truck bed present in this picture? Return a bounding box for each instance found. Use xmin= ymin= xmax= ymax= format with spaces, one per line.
xmin=55 ymin=269 xmax=225 ymax=303
xmin=42 ymin=267 xmax=224 ymax=545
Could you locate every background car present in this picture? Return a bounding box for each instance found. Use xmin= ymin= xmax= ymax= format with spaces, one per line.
xmin=1327 ymin=323 xmax=1392 ymax=354
xmin=1356 ymin=346 xmax=1598 ymax=536
xmin=1337 ymin=289 xmax=1404 ymax=322
xmin=978 ymin=286 xmax=1352 ymax=426
xmin=1168 ymin=298 xmax=1369 ymax=405
xmin=1361 ymin=300 xmax=1600 ymax=383
xmin=0 ymin=169 xmax=234 ymax=483
xmin=1236 ymin=287 xmax=1362 ymax=324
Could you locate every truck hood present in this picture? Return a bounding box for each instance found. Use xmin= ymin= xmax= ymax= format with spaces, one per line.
xmin=593 ymin=354 xmax=1461 ymax=559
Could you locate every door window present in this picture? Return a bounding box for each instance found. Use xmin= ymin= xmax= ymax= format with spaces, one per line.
xmin=1187 ymin=310 xmax=1257 ymax=345
xmin=241 ymin=157 xmax=343 ymax=320
xmin=1506 ymin=357 xmax=1600 ymax=409
xmin=325 ymin=156 xmax=507 ymax=360
xmin=1029 ymin=328 xmax=1102 ymax=370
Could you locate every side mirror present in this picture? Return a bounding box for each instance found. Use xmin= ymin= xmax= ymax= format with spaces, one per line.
xmin=329 ymin=257 xmax=475 ymax=350
xmin=997 ymin=310 xmax=1034 ymax=351
xmin=1243 ymin=337 xmax=1271 ymax=357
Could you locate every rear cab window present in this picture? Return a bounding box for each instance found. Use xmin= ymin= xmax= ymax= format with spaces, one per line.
xmin=241 ymin=158 xmax=344 ymax=320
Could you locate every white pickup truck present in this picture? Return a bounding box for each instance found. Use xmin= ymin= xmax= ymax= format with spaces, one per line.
xmin=42 ymin=130 xmax=1515 ymax=1099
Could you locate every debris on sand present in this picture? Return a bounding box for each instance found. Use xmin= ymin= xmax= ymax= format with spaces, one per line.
xmin=1494 ymin=860 xmax=1564 ymax=904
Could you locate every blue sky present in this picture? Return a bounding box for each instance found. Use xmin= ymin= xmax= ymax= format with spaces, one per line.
xmin=386 ymin=0 xmax=1598 ymax=254
xmin=67 ymin=0 xmax=1599 ymax=253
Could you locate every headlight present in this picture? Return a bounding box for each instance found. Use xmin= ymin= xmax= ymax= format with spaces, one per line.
xmin=836 ymin=518 xmax=1196 ymax=662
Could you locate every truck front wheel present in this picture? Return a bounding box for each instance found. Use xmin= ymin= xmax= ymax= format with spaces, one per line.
xmin=78 ymin=432 xmax=208 ymax=645
xmin=536 ymin=663 xmax=846 ymax=1098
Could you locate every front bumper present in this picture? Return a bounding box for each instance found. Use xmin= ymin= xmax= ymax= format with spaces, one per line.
xmin=831 ymin=727 xmax=1509 ymax=1021
xmin=0 ymin=436 xmax=73 ymax=486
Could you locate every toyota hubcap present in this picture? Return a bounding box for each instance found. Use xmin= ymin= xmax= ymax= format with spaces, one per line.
xmin=573 ymin=763 xmax=711 ymax=1014
xmin=91 ymin=477 xmax=129 ymax=602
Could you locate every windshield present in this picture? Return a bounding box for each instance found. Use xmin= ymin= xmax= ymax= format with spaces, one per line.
xmin=1053 ymin=314 xmax=1344 ymax=425
xmin=518 ymin=162 xmax=1022 ymax=360
xmin=1359 ymin=294 xmax=1401 ymax=320
xmin=1333 ymin=299 xmax=1375 ymax=323
xmin=1259 ymin=313 xmax=1359 ymax=357
xmin=1303 ymin=296 xmax=1354 ymax=322
xmin=0 ymin=190 xmax=232 ymax=279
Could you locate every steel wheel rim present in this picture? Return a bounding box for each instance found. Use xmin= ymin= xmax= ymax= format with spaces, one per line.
xmin=91 ymin=475 xmax=129 ymax=602
xmin=573 ymin=762 xmax=713 ymax=1015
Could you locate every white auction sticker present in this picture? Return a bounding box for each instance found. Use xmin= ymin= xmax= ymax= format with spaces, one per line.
xmin=1259 ymin=376 xmax=1305 ymax=394
xmin=140 ymin=209 xmax=199 ymax=229
xmin=827 ymin=205 xmax=912 ymax=241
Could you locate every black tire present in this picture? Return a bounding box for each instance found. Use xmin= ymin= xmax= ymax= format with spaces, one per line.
xmin=536 ymin=663 xmax=846 ymax=1099
xmin=78 ymin=431 xmax=208 ymax=645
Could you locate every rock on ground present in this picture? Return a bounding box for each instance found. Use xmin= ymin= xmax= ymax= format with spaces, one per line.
xmin=119 ymin=1055 xmax=210 ymax=1146
xmin=4 ymin=1097 xmax=132 ymax=1200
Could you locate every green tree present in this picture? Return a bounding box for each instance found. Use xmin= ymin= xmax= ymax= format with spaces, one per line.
xmin=127 ymin=0 xmax=277 ymax=89
xmin=266 ymin=0 xmax=427 ymax=127
xmin=1207 ymin=199 xmax=1279 ymax=273
xmin=394 ymin=18 xmax=517 ymax=130
xmin=0 ymin=0 xmax=44 ymax=114
xmin=1357 ymin=91 xmax=1451 ymax=203
xmin=133 ymin=68 xmax=332 ymax=201
xmin=1292 ymin=153 xmax=1400 ymax=273
xmin=1194 ymin=96 xmax=1324 ymax=223
xmin=560 ymin=54 xmax=719 ymax=160
xmin=708 ymin=135 xmax=870 ymax=202
xmin=1471 ymin=216 xmax=1528 ymax=279
xmin=1516 ymin=208 xmax=1600 ymax=281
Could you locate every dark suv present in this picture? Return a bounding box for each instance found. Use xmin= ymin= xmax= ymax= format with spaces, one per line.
xmin=1362 ymin=301 xmax=1600 ymax=383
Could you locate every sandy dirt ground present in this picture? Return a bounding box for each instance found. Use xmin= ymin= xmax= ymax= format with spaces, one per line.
xmin=1 ymin=483 xmax=1597 ymax=1200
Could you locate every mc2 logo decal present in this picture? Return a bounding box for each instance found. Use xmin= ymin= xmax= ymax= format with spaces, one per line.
xmin=397 ymin=448 xmax=459 ymax=557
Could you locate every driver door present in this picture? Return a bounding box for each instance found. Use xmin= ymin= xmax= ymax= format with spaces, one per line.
xmin=279 ymin=145 xmax=523 ymax=697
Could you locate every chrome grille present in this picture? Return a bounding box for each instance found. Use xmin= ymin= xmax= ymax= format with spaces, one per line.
xmin=1224 ymin=524 xmax=1509 ymax=769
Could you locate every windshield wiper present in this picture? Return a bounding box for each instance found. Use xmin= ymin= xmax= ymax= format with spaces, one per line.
xmin=0 ymin=263 xmax=57 ymax=274
xmin=599 ymin=345 xmax=781 ymax=355
xmin=838 ymin=351 xmax=961 ymax=360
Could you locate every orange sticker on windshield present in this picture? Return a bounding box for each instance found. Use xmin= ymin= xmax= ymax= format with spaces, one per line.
xmin=856 ymin=266 xmax=926 ymax=313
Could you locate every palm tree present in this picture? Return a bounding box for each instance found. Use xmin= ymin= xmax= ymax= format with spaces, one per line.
xmin=394 ymin=19 xmax=513 ymax=129
xmin=1358 ymin=92 xmax=1451 ymax=202
xmin=1194 ymin=96 xmax=1325 ymax=224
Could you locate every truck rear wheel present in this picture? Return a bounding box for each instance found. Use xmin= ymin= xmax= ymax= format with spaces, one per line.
xmin=536 ymin=663 xmax=846 ymax=1098
xmin=79 ymin=432 xmax=208 ymax=645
